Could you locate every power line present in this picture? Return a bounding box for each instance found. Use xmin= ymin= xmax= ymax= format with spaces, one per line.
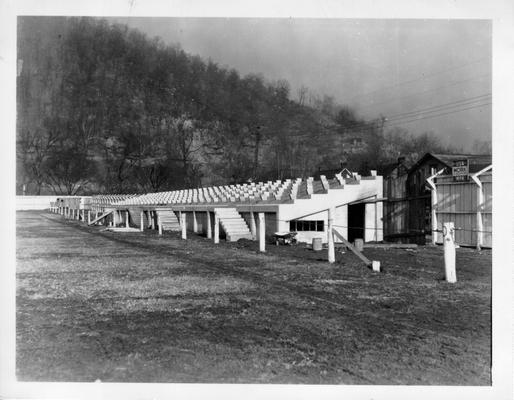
xmin=383 ymin=94 xmax=491 ymax=122
xmin=384 ymin=102 xmax=491 ymax=126
xmin=285 ymin=97 xmax=491 ymax=140
xmin=342 ymin=57 xmax=490 ymax=103
xmin=354 ymin=73 xmax=491 ymax=113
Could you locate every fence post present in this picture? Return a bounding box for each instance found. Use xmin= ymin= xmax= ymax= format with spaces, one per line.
xmin=214 ymin=214 xmax=219 ymax=244
xmin=87 ymin=210 xmax=91 ymax=225
xmin=158 ymin=212 xmax=163 ymax=235
xmin=443 ymin=222 xmax=457 ymax=283
xmin=125 ymin=210 xmax=129 ymax=228
xmin=181 ymin=212 xmax=187 ymax=239
xmin=140 ymin=211 xmax=144 ymax=232
xmin=206 ymin=211 xmax=212 ymax=239
xmin=328 ymin=207 xmax=335 ymax=263
xmin=258 ymin=212 xmax=265 ymax=252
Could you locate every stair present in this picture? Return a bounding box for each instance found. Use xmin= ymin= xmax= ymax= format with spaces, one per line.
xmin=215 ymin=207 xmax=253 ymax=242
xmin=156 ymin=209 xmax=181 ymax=231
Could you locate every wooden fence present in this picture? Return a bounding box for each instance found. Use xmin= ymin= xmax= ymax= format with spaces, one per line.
xmin=432 ymin=171 xmax=492 ymax=248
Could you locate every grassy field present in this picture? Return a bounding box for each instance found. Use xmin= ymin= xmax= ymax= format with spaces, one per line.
xmin=16 ymin=210 xmax=491 ymax=384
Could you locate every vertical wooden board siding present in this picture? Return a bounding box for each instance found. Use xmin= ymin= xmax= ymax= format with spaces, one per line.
xmin=383 ymin=174 xmax=408 ymax=242
xmin=264 ymin=212 xmax=277 ymax=236
xmin=195 ymin=211 xmax=207 ymax=234
xmin=482 ymin=212 xmax=493 ymax=247
xmin=128 ymin=209 xmax=142 ymax=228
xmin=483 ymin=182 xmax=492 ymax=211
xmin=434 ymin=175 xmax=492 ymax=247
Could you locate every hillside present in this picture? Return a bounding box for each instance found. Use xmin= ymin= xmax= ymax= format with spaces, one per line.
xmin=16 ymin=17 xmax=447 ymax=195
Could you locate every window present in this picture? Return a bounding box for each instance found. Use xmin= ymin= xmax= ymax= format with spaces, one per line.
xmin=289 ymin=220 xmax=324 ymax=232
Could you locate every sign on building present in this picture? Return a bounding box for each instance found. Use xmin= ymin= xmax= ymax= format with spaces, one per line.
xmin=452 ymin=159 xmax=469 ymax=181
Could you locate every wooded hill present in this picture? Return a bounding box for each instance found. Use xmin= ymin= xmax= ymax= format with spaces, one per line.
xmin=17 ymin=17 xmax=451 ymax=195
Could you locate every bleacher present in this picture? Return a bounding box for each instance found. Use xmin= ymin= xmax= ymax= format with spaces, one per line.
xmin=111 ymin=175 xmax=360 ymax=207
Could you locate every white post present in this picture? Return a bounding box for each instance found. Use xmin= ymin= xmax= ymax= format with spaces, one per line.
xmin=125 ymin=210 xmax=129 ymax=228
xmin=181 ymin=212 xmax=187 ymax=239
xmin=140 ymin=211 xmax=144 ymax=232
xmin=214 ymin=214 xmax=219 ymax=244
xmin=258 ymin=212 xmax=265 ymax=252
xmin=193 ymin=211 xmax=198 ymax=233
xmin=443 ymin=222 xmax=457 ymax=283
xmin=206 ymin=211 xmax=212 ymax=239
xmin=249 ymin=211 xmax=257 ymax=239
xmin=431 ymin=185 xmax=438 ymax=245
xmin=158 ymin=212 xmax=163 ymax=235
xmin=475 ymin=177 xmax=484 ymax=251
xmin=471 ymin=165 xmax=491 ymax=250
xmin=87 ymin=210 xmax=91 ymax=225
xmin=328 ymin=207 xmax=335 ymax=263
xmin=426 ymin=168 xmax=444 ymax=245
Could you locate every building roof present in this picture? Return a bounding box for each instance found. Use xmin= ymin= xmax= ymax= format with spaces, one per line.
xmin=409 ymin=153 xmax=492 ymax=174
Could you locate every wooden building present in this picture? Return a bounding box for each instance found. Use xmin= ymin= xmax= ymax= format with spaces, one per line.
xmin=382 ymin=153 xmax=492 ymax=245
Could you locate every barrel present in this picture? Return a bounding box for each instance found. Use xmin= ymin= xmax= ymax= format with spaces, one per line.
xmin=312 ymin=237 xmax=323 ymax=251
xmin=354 ymin=238 xmax=364 ymax=252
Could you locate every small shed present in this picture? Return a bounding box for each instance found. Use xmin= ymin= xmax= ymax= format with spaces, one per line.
xmin=381 ymin=153 xmax=491 ymax=244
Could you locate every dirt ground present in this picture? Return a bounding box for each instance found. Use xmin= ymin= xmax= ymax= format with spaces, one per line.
xmin=16 ymin=210 xmax=491 ymax=384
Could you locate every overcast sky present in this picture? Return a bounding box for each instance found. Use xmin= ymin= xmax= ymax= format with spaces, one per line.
xmin=109 ymin=17 xmax=491 ymax=151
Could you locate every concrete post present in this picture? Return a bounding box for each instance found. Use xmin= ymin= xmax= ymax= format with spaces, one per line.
xmin=140 ymin=211 xmax=144 ymax=232
xmin=125 ymin=210 xmax=129 ymax=228
xmin=443 ymin=222 xmax=457 ymax=283
xmin=193 ymin=211 xmax=198 ymax=233
xmin=158 ymin=212 xmax=162 ymax=235
xmin=181 ymin=212 xmax=187 ymax=239
xmin=214 ymin=214 xmax=219 ymax=244
xmin=258 ymin=212 xmax=265 ymax=252
xmin=206 ymin=211 xmax=212 ymax=239
xmin=328 ymin=207 xmax=335 ymax=263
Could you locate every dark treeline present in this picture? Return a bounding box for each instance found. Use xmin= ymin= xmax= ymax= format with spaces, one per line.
xmin=17 ymin=17 xmax=458 ymax=195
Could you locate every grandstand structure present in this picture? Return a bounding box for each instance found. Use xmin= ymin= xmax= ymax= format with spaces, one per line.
xmin=51 ymin=171 xmax=384 ymax=244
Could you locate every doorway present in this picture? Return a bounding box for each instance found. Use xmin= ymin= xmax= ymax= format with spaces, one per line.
xmin=348 ymin=202 xmax=365 ymax=243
